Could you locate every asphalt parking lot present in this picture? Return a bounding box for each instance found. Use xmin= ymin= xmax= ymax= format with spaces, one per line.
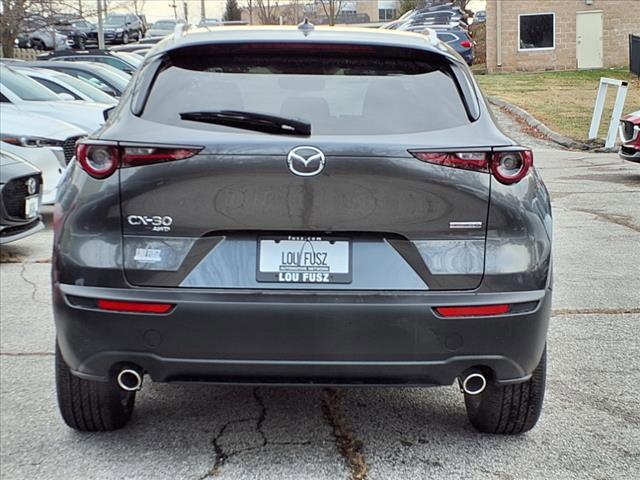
xmin=1 ymin=125 xmax=639 ymax=479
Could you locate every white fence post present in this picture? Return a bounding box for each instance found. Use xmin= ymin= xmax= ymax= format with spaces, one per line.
xmin=589 ymin=78 xmax=629 ymax=149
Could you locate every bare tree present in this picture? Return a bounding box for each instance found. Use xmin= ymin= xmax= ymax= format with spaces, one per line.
xmin=246 ymin=0 xmax=254 ymax=24
xmin=1 ymin=0 xmax=95 ymax=58
xmin=131 ymin=0 xmax=145 ymax=15
xmin=318 ymin=0 xmax=343 ymax=26
xmin=256 ymin=0 xmax=278 ymax=25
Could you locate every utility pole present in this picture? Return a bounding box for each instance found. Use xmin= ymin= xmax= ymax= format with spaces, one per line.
xmin=78 ymin=0 xmax=83 ymax=16
xmin=96 ymin=0 xmax=105 ymax=49
xmin=183 ymin=1 xmax=188 ymax=23
xmin=169 ymin=1 xmax=178 ymax=19
xmin=200 ymin=0 xmax=205 ymax=22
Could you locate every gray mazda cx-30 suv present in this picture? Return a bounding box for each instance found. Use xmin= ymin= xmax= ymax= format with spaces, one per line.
xmin=53 ymin=24 xmax=552 ymax=433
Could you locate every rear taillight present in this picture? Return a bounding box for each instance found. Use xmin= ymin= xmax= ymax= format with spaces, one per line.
xmin=435 ymin=304 xmax=510 ymax=317
xmin=460 ymin=40 xmax=473 ymax=48
xmin=410 ymin=152 xmax=488 ymax=172
xmin=409 ymin=149 xmax=533 ymax=185
xmin=491 ymin=150 xmax=533 ymax=185
xmin=76 ymin=143 xmax=119 ymax=179
xmin=76 ymin=143 xmax=201 ymax=179
xmin=121 ymin=147 xmax=199 ymax=167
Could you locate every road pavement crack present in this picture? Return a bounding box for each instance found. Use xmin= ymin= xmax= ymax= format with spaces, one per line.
xmin=552 ymin=307 xmax=640 ymax=315
xmin=198 ymin=387 xmax=281 ymax=478
xmin=573 ymin=208 xmax=640 ymax=232
xmin=322 ymin=388 xmax=369 ymax=480
xmin=0 ymin=352 xmax=54 ymax=356
xmin=19 ymin=263 xmax=49 ymax=306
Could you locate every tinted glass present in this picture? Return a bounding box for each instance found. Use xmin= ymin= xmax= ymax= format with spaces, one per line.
xmin=105 ymin=15 xmax=126 ymax=25
xmin=0 ymin=68 xmax=60 ymax=101
xmin=114 ymin=52 xmax=142 ymax=67
xmin=75 ymin=71 xmax=112 ymax=91
xmin=153 ymin=21 xmax=176 ymax=29
xmin=143 ymin=45 xmax=470 ymax=135
xmin=437 ymin=33 xmax=456 ymax=42
xmin=519 ymin=13 xmax=554 ymax=49
xmin=33 ymin=77 xmax=80 ymax=98
xmin=52 ymin=73 xmax=116 ymax=103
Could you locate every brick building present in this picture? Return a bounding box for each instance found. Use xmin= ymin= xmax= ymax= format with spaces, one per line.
xmin=485 ymin=0 xmax=640 ymax=72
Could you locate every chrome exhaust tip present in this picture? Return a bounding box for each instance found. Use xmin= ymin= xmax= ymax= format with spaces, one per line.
xmin=461 ymin=372 xmax=487 ymax=396
xmin=117 ymin=368 xmax=143 ymax=391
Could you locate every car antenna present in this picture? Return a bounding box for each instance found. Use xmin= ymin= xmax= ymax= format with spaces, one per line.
xmin=297 ymin=18 xmax=314 ymax=37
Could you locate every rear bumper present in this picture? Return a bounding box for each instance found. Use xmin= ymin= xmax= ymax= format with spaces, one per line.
xmin=54 ymin=284 xmax=551 ymax=386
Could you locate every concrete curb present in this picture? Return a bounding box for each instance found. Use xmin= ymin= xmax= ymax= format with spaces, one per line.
xmin=487 ymin=96 xmax=596 ymax=151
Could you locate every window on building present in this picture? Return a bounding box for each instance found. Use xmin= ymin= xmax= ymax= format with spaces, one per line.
xmin=519 ymin=13 xmax=555 ymax=50
xmin=379 ymin=8 xmax=397 ymax=21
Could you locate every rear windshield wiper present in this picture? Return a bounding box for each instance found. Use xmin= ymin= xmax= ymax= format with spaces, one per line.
xmin=179 ymin=110 xmax=311 ymax=137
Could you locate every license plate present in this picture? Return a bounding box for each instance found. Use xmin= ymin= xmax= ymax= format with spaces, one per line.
xmin=257 ymin=236 xmax=351 ymax=283
xmin=24 ymin=196 xmax=39 ymax=219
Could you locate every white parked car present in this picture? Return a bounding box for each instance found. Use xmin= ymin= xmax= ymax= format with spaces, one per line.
xmin=0 ymin=105 xmax=87 ymax=204
xmin=15 ymin=67 xmax=118 ymax=106
xmin=0 ymin=150 xmax=44 ymax=244
xmin=146 ymin=19 xmax=178 ymax=37
xmin=0 ymin=65 xmax=109 ymax=133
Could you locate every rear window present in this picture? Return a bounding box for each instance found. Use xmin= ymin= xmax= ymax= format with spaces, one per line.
xmin=153 ymin=21 xmax=176 ymax=29
xmin=141 ymin=44 xmax=472 ymax=135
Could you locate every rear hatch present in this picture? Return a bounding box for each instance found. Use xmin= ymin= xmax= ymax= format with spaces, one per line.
xmin=118 ymin=42 xmax=492 ymax=290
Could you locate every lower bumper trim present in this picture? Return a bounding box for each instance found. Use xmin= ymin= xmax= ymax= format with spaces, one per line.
xmin=73 ymin=352 xmax=532 ymax=386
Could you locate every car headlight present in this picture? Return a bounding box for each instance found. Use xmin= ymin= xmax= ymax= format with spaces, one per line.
xmin=1 ymin=135 xmax=63 ymax=148
xmin=116 ymin=28 xmax=124 ymax=33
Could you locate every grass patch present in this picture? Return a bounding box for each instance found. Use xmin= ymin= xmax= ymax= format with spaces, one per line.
xmin=475 ymin=68 xmax=640 ymax=141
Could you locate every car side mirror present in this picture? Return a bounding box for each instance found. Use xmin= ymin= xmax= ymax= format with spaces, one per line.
xmin=57 ymin=92 xmax=75 ymax=101
xmin=103 ymin=106 xmax=116 ymax=121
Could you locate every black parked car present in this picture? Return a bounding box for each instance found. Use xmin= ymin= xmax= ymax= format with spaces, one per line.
xmin=103 ymin=14 xmax=144 ymax=44
xmin=53 ymin=18 xmax=98 ymax=49
xmin=0 ymin=150 xmax=43 ymax=244
xmin=54 ymin=25 xmax=552 ymax=434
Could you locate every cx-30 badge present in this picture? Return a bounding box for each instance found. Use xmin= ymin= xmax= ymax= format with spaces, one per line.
xmin=287 ymin=146 xmax=325 ymax=177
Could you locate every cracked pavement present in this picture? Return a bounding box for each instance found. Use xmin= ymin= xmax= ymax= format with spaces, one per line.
xmin=1 ymin=124 xmax=640 ymax=479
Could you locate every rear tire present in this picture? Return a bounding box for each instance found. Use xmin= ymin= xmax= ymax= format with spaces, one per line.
xmin=464 ymin=346 xmax=546 ymax=434
xmin=55 ymin=342 xmax=135 ymax=431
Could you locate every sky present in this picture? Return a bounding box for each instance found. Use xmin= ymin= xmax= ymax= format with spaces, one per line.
xmin=97 ymin=0 xmax=486 ymax=24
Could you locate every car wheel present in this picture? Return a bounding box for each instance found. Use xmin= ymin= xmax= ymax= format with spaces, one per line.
xmin=122 ymin=32 xmax=129 ymax=44
xmin=55 ymin=341 xmax=136 ymax=431
xmin=464 ymin=346 xmax=546 ymax=434
xmin=77 ymin=37 xmax=86 ymax=49
xmin=31 ymin=39 xmax=45 ymax=50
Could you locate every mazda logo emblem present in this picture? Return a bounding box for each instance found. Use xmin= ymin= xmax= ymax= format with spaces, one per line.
xmin=26 ymin=177 xmax=37 ymax=196
xmin=287 ymin=146 xmax=325 ymax=177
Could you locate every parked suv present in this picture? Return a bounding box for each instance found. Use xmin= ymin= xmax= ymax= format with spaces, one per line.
xmin=52 ymin=18 xmax=98 ymax=49
xmin=16 ymin=15 xmax=69 ymax=51
xmin=53 ymin=26 xmax=552 ymax=434
xmin=103 ymin=14 xmax=143 ymax=44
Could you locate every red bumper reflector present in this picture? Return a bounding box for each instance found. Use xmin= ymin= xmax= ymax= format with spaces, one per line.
xmin=97 ymin=299 xmax=173 ymax=314
xmin=435 ymin=304 xmax=510 ymax=317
